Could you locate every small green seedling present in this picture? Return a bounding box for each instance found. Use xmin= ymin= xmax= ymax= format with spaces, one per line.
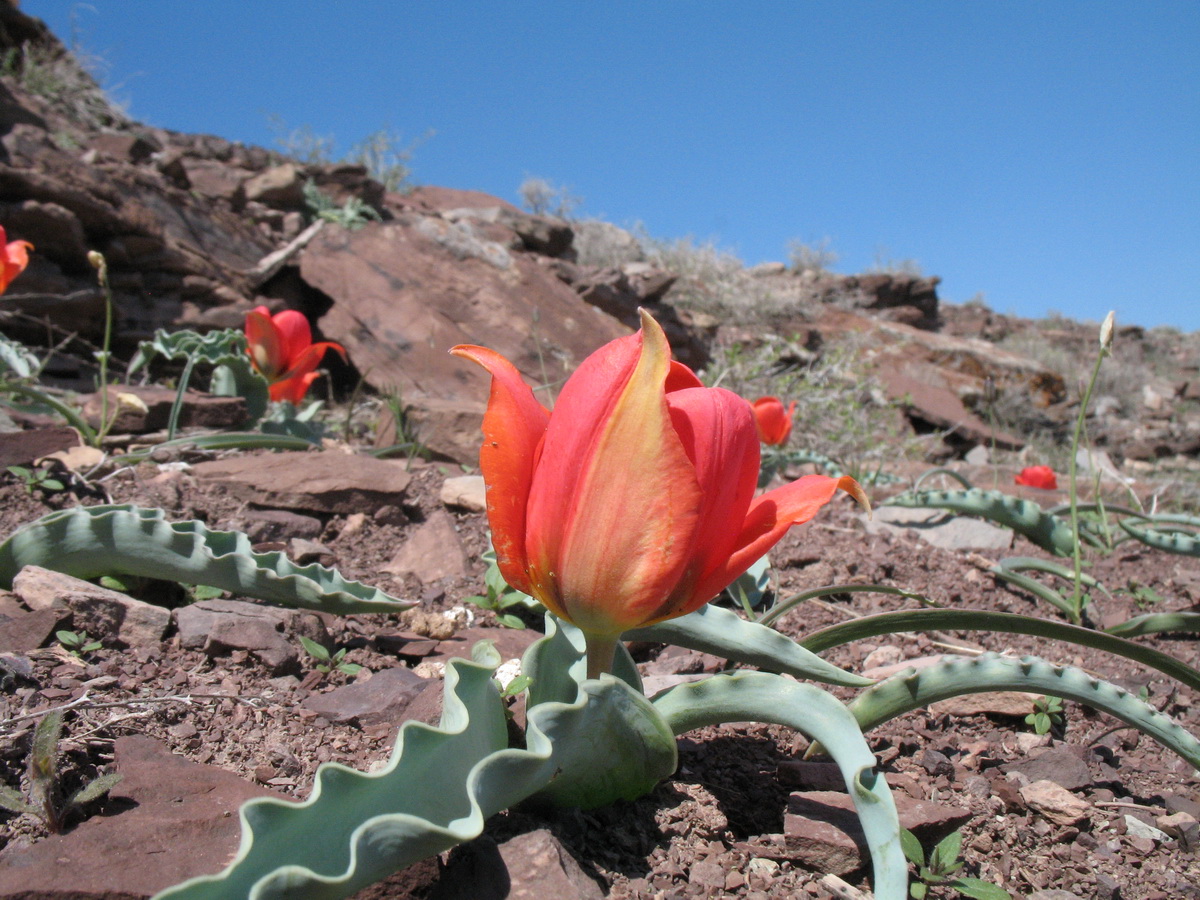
xmin=464 ymin=549 xmax=535 ymax=629
xmin=298 ymin=635 xmax=363 ymax=676
xmin=1025 ymin=695 xmax=1065 ymax=736
xmin=6 ymin=465 xmax=65 ymax=496
xmin=0 ymin=710 xmax=122 ymax=833
xmin=56 ymin=630 xmax=102 ymax=657
xmin=902 ymin=828 xmax=1011 ymax=899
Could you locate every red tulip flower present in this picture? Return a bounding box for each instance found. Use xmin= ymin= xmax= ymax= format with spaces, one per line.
xmin=1015 ymin=465 xmax=1058 ymax=490
xmin=0 ymin=226 xmax=33 ymax=295
xmin=452 ymin=311 xmax=866 ymax=676
xmin=752 ymin=396 xmax=797 ymax=446
xmin=244 ymin=305 xmax=346 ymax=404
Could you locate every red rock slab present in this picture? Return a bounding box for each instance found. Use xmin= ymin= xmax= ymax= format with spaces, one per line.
xmin=0 ymin=735 xmax=283 ymax=899
xmin=191 ymin=449 xmax=411 ymax=515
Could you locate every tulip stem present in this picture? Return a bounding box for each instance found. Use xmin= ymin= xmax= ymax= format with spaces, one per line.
xmin=584 ymin=634 xmax=618 ymax=680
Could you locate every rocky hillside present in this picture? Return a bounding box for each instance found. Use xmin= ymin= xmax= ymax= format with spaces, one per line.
xmin=1 ymin=0 xmax=1197 ymax=475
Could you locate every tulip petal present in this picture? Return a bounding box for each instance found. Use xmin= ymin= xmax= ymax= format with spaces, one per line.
xmin=527 ymin=311 xmax=703 ymax=634
xmin=245 ymin=308 xmax=284 ymax=379
xmin=271 ymin=310 xmax=314 ymax=366
xmin=270 ymin=372 xmax=318 ymax=405
xmin=450 ymin=345 xmax=550 ymax=597
xmin=691 ymin=474 xmax=867 ymax=606
xmin=647 ymin=385 xmax=760 ymax=621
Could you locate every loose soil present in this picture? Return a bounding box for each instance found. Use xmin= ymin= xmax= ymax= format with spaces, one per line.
xmin=2 ymin=449 xmax=1199 ymax=899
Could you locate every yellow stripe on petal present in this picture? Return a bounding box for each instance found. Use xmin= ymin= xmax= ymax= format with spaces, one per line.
xmin=549 ymin=310 xmax=704 ymax=635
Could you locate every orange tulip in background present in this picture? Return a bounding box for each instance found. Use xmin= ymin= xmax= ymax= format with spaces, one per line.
xmin=452 ymin=311 xmax=866 ymax=676
xmin=1015 ymin=465 xmax=1058 ymax=490
xmin=752 ymin=396 xmax=796 ymax=446
xmin=0 ymin=226 xmax=33 ymax=295
xmin=244 ymin=305 xmax=346 ymax=404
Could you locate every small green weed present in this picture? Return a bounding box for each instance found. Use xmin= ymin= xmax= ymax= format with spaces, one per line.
xmin=303 ymin=181 xmax=382 ymax=231
xmin=56 ymin=629 xmax=102 ymax=657
xmin=902 ymin=828 xmax=1011 ymax=899
xmin=6 ymin=465 xmax=65 ymax=496
xmin=298 ymin=636 xmax=363 ymax=677
xmin=0 ymin=711 xmax=122 ymax=833
xmin=1025 ymin=696 xmax=1065 ymax=736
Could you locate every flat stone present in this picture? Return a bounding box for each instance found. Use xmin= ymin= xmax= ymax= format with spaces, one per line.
xmin=0 ymin=607 xmax=67 ymax=653
xmin=82 ymin=384 xmax=248 ymax=433
xmin=302 ymin=666 xmax=427 ymax=727
xmin=929 ymin=690 xmax=1044 ymax=718
xmin=1002 ymin=747 xmax=1093 ymax=791
xmin=383 ymin=510 xmax=467 ymax=583
xmin=174 ymin=599 xmax=329 ymax=675
xmin=1019 ymin=779 xmax=1091 ymax=825
xmin=0 ymin=425 xmax=81 ymax=469
xmin=240 ymin=508 xmax=324 ymax=542
xmin=782 ymin=790 xmax=971 ymax=875
xmin=428 ymin=829 xmax=604 ymax=900
xmin=440 ymin=475 xmax=486 ymax=512
xmin=192 ymin=450 xmax=411 ymax=515
xmin=866 ymin=506 xmax=1014 ymax=551
xmin=0 ymin=735 xmax=279 ymax=898
xmin=11 ymin=566 xmax=170 ymax=647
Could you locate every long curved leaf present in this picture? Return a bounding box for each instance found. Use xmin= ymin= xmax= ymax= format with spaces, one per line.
xmin=798 ymin=608 xmax=1200 ymax=694
xmin=0 ymin=505 xmax=411 ymax=615
xmin=883 ymin=488 xmax=1086 ymax=555
xmin=653 ymin=673 xmax=906 ymax=900
xmin=1105 ymin=612 xmax=1200 ymax=638
xmin=848 ymin=653 xmax=1200 ymax=770
xmin=627 ymin=602 xmax=873 ymax=687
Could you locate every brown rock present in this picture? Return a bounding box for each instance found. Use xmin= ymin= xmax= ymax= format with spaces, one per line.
xmin=298 ymin=220 xmax=629 ymax=463
xmin=0 ymin=426 xmax=81 ymax=469
xmin=0 ymin=736 xmax=279 ymax=898
xmin=11 ymin=566 xmax=170 ymax=647
xmin=0 ymin=607 xmax=68 ymax=653
xmin=429 ymin=830 xmax=604 ymax=900
xmin=383 ymin=510 xmax=467 ymax=583
xmin=243 ymin=163 xmax=306 ymax=209
xmin=191 ymin=449 xmax=411 ymax=515
xmin=302 ymin=666 xmax=428 ymax=727
xmin=782 ymin=790 xmax=971 ymax=875
xmin=81 ymin=384 xmax=248 ymax=433
xmin=1019 ymin=779 xmax=1091 ymax=825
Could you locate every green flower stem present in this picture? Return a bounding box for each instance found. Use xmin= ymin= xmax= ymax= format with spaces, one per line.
xmin=1067 ymin=341 xmax=1108 ymax=617
xmin=584 ymin=632 xmax=618 ymax=679
xmin=92 ymin=252 xmax=117 ymax=447
xmin=166 ymin=352 xmax=200 ymax=441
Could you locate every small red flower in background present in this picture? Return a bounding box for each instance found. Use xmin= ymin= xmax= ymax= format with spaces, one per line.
xmin=244 ymin=305 xmax=346 ymax=404
xmin=0 ymin=226 xmax=34 ymax=295
xmin=752 ymin=396 xmax=796 ymax=446
xmin=1015 ymin=465 xmax=1058 ymax=490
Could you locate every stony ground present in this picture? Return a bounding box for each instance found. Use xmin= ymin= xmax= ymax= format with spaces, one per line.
xmin=1 ymin=443 xmax=1199 ymax=900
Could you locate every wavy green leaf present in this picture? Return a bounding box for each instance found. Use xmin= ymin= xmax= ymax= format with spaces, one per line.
xmin=883 ymin=488 xmax=1085 ymax=556
xmin=1120 ymin=521 xmax=1200 ymax=557
xmin=798 ymin=608 xmax=1200 ymax=694
xmin=847 ymin=653 xmax=1200 ymax=770
xmin=627 ymin=602 xmax=872 ymax=687
xmin=1104 ymin=611 xmax=1200 ymax=638
xmin=128 ymin=328 xmax=269 ymax=422
xmin=157 ymin=624 xmax=677 ymax=899
xmin=653 ymin=673 xmax=906 ymax=900
xmin=0 ymin=505 xmax=411 ymax=615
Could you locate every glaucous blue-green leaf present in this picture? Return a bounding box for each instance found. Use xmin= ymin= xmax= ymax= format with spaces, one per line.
xmin=627 ymin=602 xmax=872 ymax=687
xmin=0 ymin=505 xmax=411 ymax=615
xmin=157 ymin=624 xmax=677 ymax=899
xmin=653 ymin=672 xmax=906 ymax=900
xmin=847 ymin=653 xmax=1200 ymax=770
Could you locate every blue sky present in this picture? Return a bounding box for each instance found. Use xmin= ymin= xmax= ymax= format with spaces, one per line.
xmin=23 ymin=1 xmax=1200 ymax=332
